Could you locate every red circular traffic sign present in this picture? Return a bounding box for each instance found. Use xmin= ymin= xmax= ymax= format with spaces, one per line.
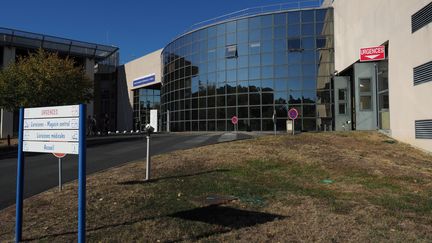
xmin=288 ymin=108 xmax=299 ymax=120
xmin=231 ymin=116 xmax=238 ymax=125
xmin=53 ymin=153 xmax=66 ymax=159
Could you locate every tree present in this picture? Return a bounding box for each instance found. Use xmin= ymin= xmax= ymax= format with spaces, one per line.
xmin=0 ymin=49 xmax=93 ymax=111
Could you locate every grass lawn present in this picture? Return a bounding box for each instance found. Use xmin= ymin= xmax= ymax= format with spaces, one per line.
xmin=0 ymin=131 xmax=432 ymax=242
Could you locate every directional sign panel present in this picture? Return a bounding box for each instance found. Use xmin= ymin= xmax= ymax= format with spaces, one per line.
xmin=24 ymin=118 xmax=79 ymax=130
xmin=24 ymin=105 xmax=80 ymax=119
xmin=23 ymin=105 xmax=80 ymax=154
xmin=23 ymin=141 xmax=79 ymax=154
xmin=23 ymin=130 xmax=79 ymax=142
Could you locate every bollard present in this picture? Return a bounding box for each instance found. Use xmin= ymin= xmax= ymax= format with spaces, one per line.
xmin=144 ymin=124 xmax=154 ymax=181
xmin=7 ymin=134 xmax=11 ymax=147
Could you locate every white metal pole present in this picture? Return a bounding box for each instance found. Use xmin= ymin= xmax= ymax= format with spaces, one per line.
xmin=292 ymin=120 xmax=295 ymax=136
xmin=145 ymin=135 xmax=151 ymax=181
xmin=58 ymin=158 xmax=62 ymax=191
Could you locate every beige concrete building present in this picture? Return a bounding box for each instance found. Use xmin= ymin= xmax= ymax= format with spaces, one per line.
xmin=330 ymin=0 xmax=432 ymax=152
xmin=117 ymin=49 xmax=162 ymax=131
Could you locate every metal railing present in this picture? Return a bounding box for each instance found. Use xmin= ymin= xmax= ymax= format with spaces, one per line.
xmin=182 ymin=0 xmax=324 ymax=35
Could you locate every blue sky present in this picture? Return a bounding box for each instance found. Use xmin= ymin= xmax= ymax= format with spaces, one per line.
xmin=0 ymin=0 xmax=321 ymax=64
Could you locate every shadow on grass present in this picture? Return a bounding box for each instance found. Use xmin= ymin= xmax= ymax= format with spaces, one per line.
xmin=117 ymin=169 xmax=230 ymax=185
xmin=168 ymin=205 xmax=285 ymax=229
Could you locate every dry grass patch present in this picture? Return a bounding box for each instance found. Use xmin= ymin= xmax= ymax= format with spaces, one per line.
xmin=0 ymin=131 xmax=432 ymax=242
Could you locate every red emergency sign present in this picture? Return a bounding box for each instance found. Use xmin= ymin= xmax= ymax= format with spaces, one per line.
xmin=360 ymin=46 xmax=385 ymax=62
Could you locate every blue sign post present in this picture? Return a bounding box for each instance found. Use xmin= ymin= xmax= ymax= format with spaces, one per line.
xmin=15 ymin=104 xmax=86 ymax=243
xmin=15 ymin=108 xmax=24 ymax=242
xmin=78 ymin=104 xmax=86 ymax=243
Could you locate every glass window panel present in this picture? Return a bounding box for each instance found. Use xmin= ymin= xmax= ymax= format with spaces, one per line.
xmin=237 ymin=19 xmax=248 ymax=31
xmin=227 ymin=107 xmax=236 ymax=118
xmin=316 ymin=37 xmax=326 ymax=49
xmin=249 ymin=29 xmax=261 ymax=42
xmin=249 ymin=54 xmax=260 ymax=66
xmin=227 ymin=95 xmax=236 ymax=106
xmin=274 ymin=39 xmax=286 ymax=51
xmin=274 ymin=13 xmax=286 ymax=26
xmin=225 ymin=44 xmax=238 ymax=58
xmin=238 ymin=94 xmax=248 ymax=106
xmin=276 ymin=105 xmax=288 ymax=118
xmin=303 ymin=91 xmax=316 ymax=103
xmin=315 ymin=23 xmax=324 ymax=35
xmin=359 ymin=78 xmax=371 ymax=92
xmin=274 ymin=26 xmax=286 ymax=39
xmin=208 ymin=38 xmax=217 ymax=49
xmin=249 ymin=16 xmax=261 ymax=29
xmin=338 ymin=89 xmax=347 ymax=101
xmin=238 ymin=81 xmax=248 ymax=93
xmin=227 ymin=33 xmax=236 ymax=45
xmin=288 ymin=38 xmax=301 ymax=50
xmin=287 ymin=24 xmax=300 ymax=36
xmin=238 ymin=55 xmax=248 ymax=68
xmin=238 ymin=68 xmax=248 ymax=80
xmin=316 ymin=9 xmax=328 ymax=22
xmin=208 ymin=26 xmax=217 ymax=37
xmin=249 ymin=106 xmax=261 ymax=118
xmin=275 ymin=92 xmax=287 ymax=104
xmin=275 ymin=52 xmax=287 ymax=65
xmin=227 ymin=21 xmax=236 ymax=33
xmin=237 ymin=42 xmax=248 ymax=56
xmin=262 ymin=106 xmax=274 ymax=118
xmin=262 ymin=15 xmax=273 ymax=27
xmin=249 ymin=93 xmax=261 ymax=105
xmin=249 ymin=42 xmax=261 ymax=55
xmin=262 ymin=66 xmax=274 ymax=79
xmin=302 ymin=37 xmax=315 ymax=50
xmin=217 ymin=35 xmax=226 ymax=47
xmin=302 ymin=23 xmax=314 ymax=35
xmin=262 ymin=53 xmax=274 ymax=66
xmin=288 ymin=52 xmax=301 ymax=64
xmin=288 ymin=65 xmax=302 ymax=77
xmin=237 ymin=31 xmax=248 ymax=43
xmin=360 ymin=96 xmax=372 ymax=110
xmin=302 ymin=50 xmax=316 ymax=63
xmin=303 ymin=105 xmax=316 ymax=117
xmin=289 ymin=91 xmax=302 ymax=104
xmin=303 ymin=77 xmax=317 ymax=90
xmin=317 ymin=90 xmax=331 ymax=103
xmin=303 ymin=64 xmax=317 ymax=76
xmin=262 ymin=93 xmax=274 ymax=105
xmin=303 ymin=119 xmax=316 ymax=131
xmin=226 ymin=58 xmax=237 ymax=70
xmin=339 ymin=103 xmax=346 ymax=115
xmin=227 ymin=69 xmax=237 ymax=81
xmin=249 ymin=66 xmax=260 ymax=80
xmin=302 ymin=10 xmax=315 ymax=22
xmin=262 ymin=79 xmax=274 ymax=91
xmin=217 ymin=23 xmax=226 ymax=36
xmin=287 ymin=11 xmax=300 ymax=24
xmin=261 ymin=28 xmax=273 ymax=40
xmin=249 ymin=81 xmax=261 ymax=92
xmin=275 ymin=79 xmax=287 ymax=91
xmin=317 ymin=76 xmax=330 ymax=89
xmin=262 ymin=40 xmax=274 ymax=53
xmin=275 ymin=65 xmax=288 ymax=78
xmin=217 ymin=108 xmax=226 ymax=119
xmin=217 ymin=96 xmax=226 ymax=106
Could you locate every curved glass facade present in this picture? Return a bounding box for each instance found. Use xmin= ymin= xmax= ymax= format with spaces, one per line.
xmin=161 ymin=8 xmax=334 ymax=132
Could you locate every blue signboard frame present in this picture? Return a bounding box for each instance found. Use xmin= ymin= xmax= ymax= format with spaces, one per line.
xmin=15 ymin=104 xmax=86 ymax=243
xmin=133 ymin=74 xmax=156 ymax=87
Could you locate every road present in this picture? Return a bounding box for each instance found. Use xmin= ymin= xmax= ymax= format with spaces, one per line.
xmin=0 ymin=132 xmax=252 ymax=210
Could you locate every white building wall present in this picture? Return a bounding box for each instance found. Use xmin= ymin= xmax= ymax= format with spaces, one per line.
xmin=333 ymin=0 xmax=432 ymax=152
